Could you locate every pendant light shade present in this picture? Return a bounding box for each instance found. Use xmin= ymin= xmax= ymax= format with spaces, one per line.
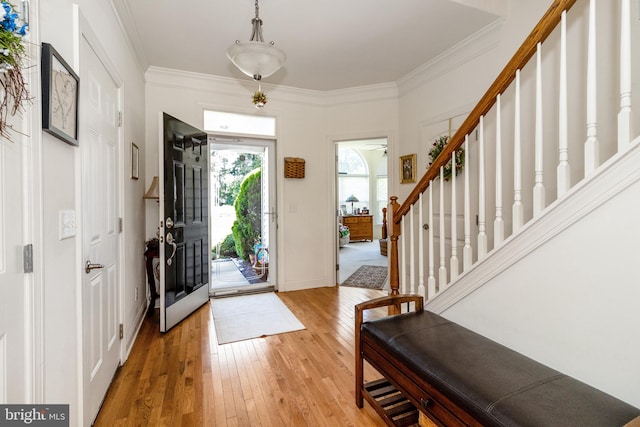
xmin=226 ymin=0 xmax=286 ymax=81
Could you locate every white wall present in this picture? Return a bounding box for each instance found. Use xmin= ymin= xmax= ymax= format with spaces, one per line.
xmin=39 ymin=1 xmax=146 ymax=424
xmin=144 ymin=71 xmax=398 ymax=291
xmin=439 ymin=143 xmax=640 ymax=407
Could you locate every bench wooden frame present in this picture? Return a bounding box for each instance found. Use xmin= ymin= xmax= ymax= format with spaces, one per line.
xmin=355 ymin=295 xmax=477 ymax=426
xmin=355 ymin=295 xmax=640 ymax=427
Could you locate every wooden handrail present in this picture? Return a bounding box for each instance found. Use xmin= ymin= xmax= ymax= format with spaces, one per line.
xmin=394 ymin=0 xmax=578 ymax=223
xmin=388 ymin=0 xmax=580 ymax=297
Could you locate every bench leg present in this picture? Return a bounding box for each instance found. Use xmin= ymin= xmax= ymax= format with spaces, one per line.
xmin=356 ymin=353 xmax=363 ymax=408
xmin=355 ymin=306 xmax=364 ymax=408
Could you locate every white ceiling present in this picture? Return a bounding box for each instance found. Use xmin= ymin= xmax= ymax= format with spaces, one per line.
xmin=114 ymin=0 xmax=504 ymax=92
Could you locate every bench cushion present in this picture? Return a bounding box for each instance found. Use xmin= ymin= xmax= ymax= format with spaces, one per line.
xmin=361 ymin=310 xmax=640 ymax=426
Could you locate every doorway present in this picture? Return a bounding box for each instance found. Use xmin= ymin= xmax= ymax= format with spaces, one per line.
xmin=210 ymin=137 xmax=277 ymax=297
xmin=336 ymin=138 xmax=388 ymax=284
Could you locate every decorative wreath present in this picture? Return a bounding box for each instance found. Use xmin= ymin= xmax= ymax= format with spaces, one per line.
xmin=252 ymin=91 xmax=267 ymax=108
xmin=0 ymin=1 xmax=30 ymax=141
xmin=428 ymin=135 xmax=464 ymax=181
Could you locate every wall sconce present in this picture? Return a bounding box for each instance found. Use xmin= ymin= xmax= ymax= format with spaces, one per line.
xmin=143 ymin=176 xmax=159 ymax=200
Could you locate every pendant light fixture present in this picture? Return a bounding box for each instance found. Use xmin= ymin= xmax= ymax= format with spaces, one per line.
xmin=226 ymin=0 xmax=286 ymax=82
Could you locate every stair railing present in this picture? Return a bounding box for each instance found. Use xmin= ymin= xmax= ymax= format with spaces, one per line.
xmin=388 ymin=0 xmax=636 ymax=302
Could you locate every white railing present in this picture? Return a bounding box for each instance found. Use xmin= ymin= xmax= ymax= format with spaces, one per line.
xmin=389 ymin=0 xmax=637 ymax=301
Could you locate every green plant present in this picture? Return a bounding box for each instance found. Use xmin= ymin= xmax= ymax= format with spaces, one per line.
xmin=231 ymin=168 xmax=262 ymax=260
xmin=428 ymin=135 xmax=464 ymax=181
xmin=213 ymin=234 xmax=238 ymax=258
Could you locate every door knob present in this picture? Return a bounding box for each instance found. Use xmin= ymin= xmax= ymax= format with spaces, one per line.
xmin=166 ymin=217 xmax=174 ymax=229
xmin=85 ymin=260 xmax=105 ymax=274
xmin=166 ymin=232 xmax=177 ymax=266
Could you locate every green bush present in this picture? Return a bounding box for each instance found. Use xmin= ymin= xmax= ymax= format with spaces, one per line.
xmin=232 ymin=168 xmax=262 ymax=260
xmin=213 ymin=234 xmax=238 ymax=258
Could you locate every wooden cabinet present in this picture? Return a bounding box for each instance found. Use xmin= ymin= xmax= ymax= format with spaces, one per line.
xmin=342 ymin=215 xmax=373 ymax=242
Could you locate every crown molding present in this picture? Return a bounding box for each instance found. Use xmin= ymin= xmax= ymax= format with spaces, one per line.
xmin=145 ymin=66 xmax=398 ymax=107
xmin=110 ymin=0 xmax=149 ymax=75
xmin=397 ymin=18 xmax=504 ymax=96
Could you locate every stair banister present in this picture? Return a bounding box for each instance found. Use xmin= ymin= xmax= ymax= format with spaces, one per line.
xmin=388 ymin=0 xmax=580 ymax=297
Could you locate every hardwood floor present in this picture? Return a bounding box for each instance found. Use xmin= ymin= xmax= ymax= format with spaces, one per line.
xmin=95 ymin=286 xmax=390 ymax=426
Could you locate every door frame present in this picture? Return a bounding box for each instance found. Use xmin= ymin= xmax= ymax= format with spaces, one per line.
xmin=77 ymin=9 xmax=125 ymax=424
xmin=330 ymin=133 xmax=393 ymax=286
xmin=209 ymin=136 xmax=278 ymax=294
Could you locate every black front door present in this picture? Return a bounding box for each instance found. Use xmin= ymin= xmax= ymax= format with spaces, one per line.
xmin=160 ymin=113 xmax=209 ymax=331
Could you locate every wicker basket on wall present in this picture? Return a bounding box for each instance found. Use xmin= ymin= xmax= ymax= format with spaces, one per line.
xmin=284 ymin=157 xmax=305 ymax=179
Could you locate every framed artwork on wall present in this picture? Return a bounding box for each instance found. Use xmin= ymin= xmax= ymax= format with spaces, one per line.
xmin=400 ymin=154 xmax=416 ymax=184
xmin=131 ymin=143 xmax=139 ymax=180
xmin=41 ymin=43 xmax=80 ymax=146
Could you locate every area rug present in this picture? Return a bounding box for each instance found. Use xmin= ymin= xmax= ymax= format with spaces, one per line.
xmin=211 ymin=292 xmax=305 ymax=344
xmin=341 ymin=265 xmax=388 ymax=289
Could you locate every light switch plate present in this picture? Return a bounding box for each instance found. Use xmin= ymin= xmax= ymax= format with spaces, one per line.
xmin=59 ymin=210 xmax=76 ymax=239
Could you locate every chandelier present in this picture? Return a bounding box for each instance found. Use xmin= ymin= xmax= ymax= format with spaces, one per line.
xmin=226 ymin=0 xmax=286 ymax=82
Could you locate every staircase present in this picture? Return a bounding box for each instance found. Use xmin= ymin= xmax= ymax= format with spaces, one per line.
xmin=387 ymin=0 xmax=640 ymax=408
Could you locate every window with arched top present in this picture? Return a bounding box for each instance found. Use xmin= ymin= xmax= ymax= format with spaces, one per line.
xmin=338 ymin=148 xmax=369 ymax=214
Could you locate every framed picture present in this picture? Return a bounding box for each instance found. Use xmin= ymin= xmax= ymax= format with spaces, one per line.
xmin=41 ymin=43 xmax=80 ymax=146
xmin=400 ymin=154 xmax=417 ymax=184
xmin=131 ymin=143 xmax=139 ymax=180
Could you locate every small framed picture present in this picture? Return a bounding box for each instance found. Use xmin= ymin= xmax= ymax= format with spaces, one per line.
xmin=400 ymin=154 xmax=417 ymax=184
xmin=41 ymin=43 xmax=80 ymax=146
xmin=131 ymin=143 xmax=139 ymax=180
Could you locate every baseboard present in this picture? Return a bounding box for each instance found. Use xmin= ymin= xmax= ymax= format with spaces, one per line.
xmin=122 ymin=299 xmax=148 ymax=363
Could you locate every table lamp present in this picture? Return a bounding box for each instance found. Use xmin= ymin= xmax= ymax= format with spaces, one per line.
xmin=345 ymin=194 xmax=359 ymax=214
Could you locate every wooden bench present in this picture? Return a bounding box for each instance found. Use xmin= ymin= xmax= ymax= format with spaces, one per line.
xmin=355 ymin=295 xmax=640 ymax=426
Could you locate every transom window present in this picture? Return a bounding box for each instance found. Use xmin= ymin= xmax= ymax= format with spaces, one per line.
xmin=203 ymin=110 xmax=276 ymax=137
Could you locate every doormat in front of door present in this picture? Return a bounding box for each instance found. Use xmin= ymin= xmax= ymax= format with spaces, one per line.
xmin=211 ymin=292 xmax=305 ymax=344
xmin=340 ymin=265 xmax=388 ymax=289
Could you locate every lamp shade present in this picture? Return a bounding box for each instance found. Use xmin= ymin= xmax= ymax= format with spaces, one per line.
xmin=143 ymin=176 xmax=160 ymax=199
xmin=345 ymin=194 xmax=359 ymax=203
xmin=227 ymin=41 xmax=286 ymax=81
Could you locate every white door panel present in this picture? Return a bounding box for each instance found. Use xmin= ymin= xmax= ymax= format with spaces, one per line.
xmin=81 ymin=37 xmax=120 ymax=425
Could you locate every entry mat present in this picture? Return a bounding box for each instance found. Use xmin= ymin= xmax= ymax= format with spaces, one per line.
xmin=211 ymin=292 xmax=305 ymax=344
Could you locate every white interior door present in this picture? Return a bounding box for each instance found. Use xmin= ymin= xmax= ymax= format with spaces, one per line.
xmin=81 ymin=36 xmax=121 ymax=425
xmin=0 ymin=123 xmax=30 ymax=403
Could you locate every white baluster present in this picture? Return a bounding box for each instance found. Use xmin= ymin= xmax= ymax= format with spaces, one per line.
xmin=494 ymin=94 xmax=504 ymax=245
xmin=427 ymin=182 xmax=436 ymax=296
xmin=558 ymin=11 xmax=570 ymax=197
xmin=409 ymin=204 xmax=416 ymax=294
xmin=438 ymin=167 xmax=447 ymax=288
xmin=618 ymin=0 xmax=632 ymax=150
xmin=513 ymin=70 xmax=524 ymax=233
xmin=585 ymin=0 xmax=599 ymax=175
xmin=463 ymin=135 xmax=473 ymax=270
xmin=533 ymin=42 xmax=546 ymax=217
xmin=478 ymin=116 xmax=488 ymax=258
xmin=450 ymin=150 xmax=459 ymax=280
xmin=418 ymin=193 xmax=425 ymax=299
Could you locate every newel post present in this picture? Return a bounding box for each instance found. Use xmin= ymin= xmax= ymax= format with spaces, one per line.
xmin=389 ymin=197 xmax=401 ymax=300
